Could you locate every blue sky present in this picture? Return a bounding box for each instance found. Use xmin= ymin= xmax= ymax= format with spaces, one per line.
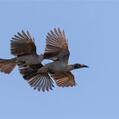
xmin=0 ymin=0 xmax=119 ymax=119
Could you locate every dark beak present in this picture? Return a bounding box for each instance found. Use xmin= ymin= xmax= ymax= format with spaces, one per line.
xmin=81 ymin=64 xmax=89 ymax=68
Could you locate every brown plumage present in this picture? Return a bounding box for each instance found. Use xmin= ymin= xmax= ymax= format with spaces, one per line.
xmin=0 ymin=28 xmax=88 ymax=92
xmin=11 ymin=30 xmax=54 ymax=91
xmin=42 ymin=28 xmax=88 ymax=88
xmin=11 ymin=30 xmax=36 ymax=56
xmin=51 ymin=72 xmax=76 ymax=87
xmin=44 ymin=28 xmax=69 ymax=63
xmin=0 ymin=58 xmax=16 ymax=74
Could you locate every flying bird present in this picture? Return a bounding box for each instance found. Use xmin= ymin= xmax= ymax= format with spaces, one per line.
xmin=0 ymin=28 xmax=88 ymax=92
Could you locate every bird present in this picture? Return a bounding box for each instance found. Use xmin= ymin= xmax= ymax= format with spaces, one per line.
xmin=0 ymin=31 xmax=43 ymax=74
xmin=0 ymin=28 xmax=88 ymax=92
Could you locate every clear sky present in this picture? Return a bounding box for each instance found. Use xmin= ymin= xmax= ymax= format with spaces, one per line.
xmin=0 ymin=0 xmax=119 ymax=119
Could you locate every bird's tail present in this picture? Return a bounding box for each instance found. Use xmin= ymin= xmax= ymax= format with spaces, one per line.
xmin=0 ymin=58 xmax=16 ymax=74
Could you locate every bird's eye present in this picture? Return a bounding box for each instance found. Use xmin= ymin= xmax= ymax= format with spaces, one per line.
xmin=74 ymin=64 xmax=79 ymax=69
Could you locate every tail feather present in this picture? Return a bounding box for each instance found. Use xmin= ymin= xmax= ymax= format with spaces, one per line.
xmin=0 ymin=58 xmax=16 ymax=74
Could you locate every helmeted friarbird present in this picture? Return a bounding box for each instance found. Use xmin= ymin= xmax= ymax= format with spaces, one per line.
xmin=0 ymin=28 xmax=88 ymax=92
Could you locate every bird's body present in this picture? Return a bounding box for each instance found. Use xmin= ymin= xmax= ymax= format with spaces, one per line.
xmin=44 ymin=61 xmax=70 ymax=73
xmin=16 ymin=54 xmax=43 ymax=65
xmin=0 ymin=28 xmax=88 ymax=92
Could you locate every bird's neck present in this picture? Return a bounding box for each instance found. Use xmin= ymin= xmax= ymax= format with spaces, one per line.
xmin=66 ymin=64 xmax=75 ymax=71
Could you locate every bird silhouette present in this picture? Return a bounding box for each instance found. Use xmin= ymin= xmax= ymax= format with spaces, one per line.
xmin=0 ymin=28 xmax=88 ymax=92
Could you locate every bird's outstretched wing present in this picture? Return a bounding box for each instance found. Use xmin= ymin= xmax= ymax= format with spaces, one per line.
xmin=18 ymin=63 xmax=54 ymax=92
xmin=44 ymin=28 xmax=70 ymax=63
xmin=51 ymin=72 xmax=76 ymax=87
xmin=11 ymin=30 xmax=36 ymax=56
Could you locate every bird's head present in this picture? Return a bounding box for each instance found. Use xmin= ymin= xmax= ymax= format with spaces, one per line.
xmin=73 ymin=63 xmax=89 ymax=69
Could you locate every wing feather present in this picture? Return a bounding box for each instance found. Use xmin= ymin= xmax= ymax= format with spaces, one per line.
xmin=11 ymin=30 xmax=36 ymax=56
xmin=44 ymin=28 xmax=70 ymax=63
xmin=51 ymin=72 xmax=76 ymax=87
xmin=18 ymin=62 xmax=54 ymax=92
